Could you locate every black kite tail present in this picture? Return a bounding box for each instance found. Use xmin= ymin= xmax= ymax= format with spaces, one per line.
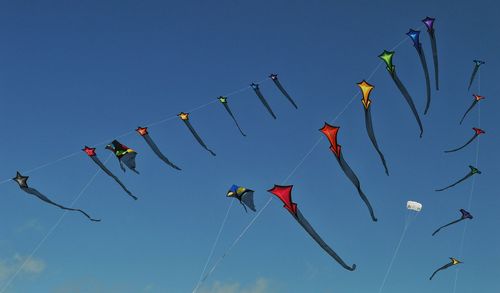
xmin=222 ymin=103 xmax=246 ymax=137
xmin=143 ymin=134 xmax=182 ymax=170
xmin=432 ymin=219 xmax=463 ymax=236
xmin=90 ymin=156 xmax=137 ymax=200
xmin=444 ymin=135 xmax=478 ymax=153
xmin=365 ymin=108 xmax=389 ymax=175
xmin=430 ymin=32 xmax=439 ymax=91
xmin=392 ymin=72 xmax=424 ymax=138
xmin=459 ymin=100 xmax=477 ymax=124
xmin=429 ymin=262 xmax=453 ymax=280
xmin=252 ymin=86 xmax=277 ymax=119
xmin=271 ymin=79 xmax=298 ymax=109
xmin=467 ymin=65 xmax=479 ymax=91
xmin=435 ymin=173 xmax=473 ymax=192
xmin=184 ymin=121 xmax=216 ymax=156
xmin=417 ymin=48 xmax=432 ymax=114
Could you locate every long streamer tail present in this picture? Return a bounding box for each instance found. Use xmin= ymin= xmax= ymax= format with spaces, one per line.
xmin=459 ymin=100 xmax=477 ymax=124
xmin=222 ymin=103 xmax=246 ymax=136
xmin=432 ymin=219 xmax=463 ymax=236
xmin=392 ymin=72 xmax=424 ymax=138
xmin=272 ymin=79 xmax=298 ymax=109
xmin=253 ymin=88 xmax=277 ymax=119
xmin=91 ymin=156 xmax=137 ymax=200
xmin=365 ymin=108 xmax=389 ymax=175
xmin=338 ymin=155 xmax=378 ymax=222
xmin=295 ymin=209 xmax=356 ymax=271
xmin=467 ymin=65 xmax=479 ymax=91
xmin=185 ymin=121 xmax=216 ymax=156
xmin=444 ymin=135 xmax=478 ymax=153
xmin=430 ymin=32 xmax=439 ymax=90
xmin=417 ymin=48 xmax=432 ymax=114
xmin=429 ymin=263 xmax=452 ymax=280
xmin=435 ymin=173 xmax=473 ymax=192
xmin=143 ymin=135 xmax=182 ymax=170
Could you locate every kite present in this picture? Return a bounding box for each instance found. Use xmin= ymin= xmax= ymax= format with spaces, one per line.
xmin=460 ymin=94 xmax=485 ymax=124
xmin=406 ymin=201 xmax=422 ymax=212
xmin=105 ymin=140 xmax=139 ymax=174
xmin=422 ymin=16 xmax=439 ymax=91
xmin=226 ymin=184 xmax=256 ymax=212
xmin=358 ymin=80 xmax=389 ymax=175
xmin=83 ymin=146 xmax=137 ymax=200
xmin=136 ymin=127 xmax=181 ymax=170
xmin=406 ymin=29 xmax=432 ymax=114
xmin=268 ymin=185 xmax=356 ymax=271
xmin=178 ymin=112 xmax=216 ymax=156
xmin=467 ymin=60 xmax=485 ymax=91
xmin=379 ymin=50 xmax=424 ymax=138
xmin=320 ymin=123 xmax=378 ymax=222
xmin=269 ymin=74 xmax=298 ymax=109
xmin=445 ymin=128 xmax=485 ymax=153
xmin=12 ymin=172 xmax=100 ymax=222
xmin=432 ymin=209 xmax=473 ymax=236
xmin=217 ymin=97 xmax=246 ymax=137
xmin=250 ymin=83 xmax=277 ymax=119
xmin=429 ymin=258 xmax=461 ymax=280
xmin=435 ymin=165 xmax=481 ymax=192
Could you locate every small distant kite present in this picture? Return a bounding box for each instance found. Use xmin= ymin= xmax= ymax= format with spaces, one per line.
xmin=460 ymin=94 xmax=485 ymax=124
xmin=320 ymin=123 xmax=377 ymax=222
xmin=432 ymin=209 xmax=472 ymax=236
xmin=379 ymin=50 xmax=424 ymax=137
xmin=268 ymin=185 xmax=356 ymax=271
xmin=269 ymin=74 xmax=298 ymax=109
xmin=467 ymin=60 xmax=485 ymax=91
xmin=136 ymin=127 xmax=181 ymax=170
xmin=422 ymin=16 xmax=439 ymax=91
xmin=436 ymin=165 xmax=481 ymax=192
xmin=250 ymin=83 xmax=277 ymax=119
xmin=218 ymin=97 xmax=246 ymax=137
xmin=226 ymin=184 xmax=256 ymax=212
xmin=178 ymin=112 xmax=216 ymax=156
xmin=429 ymin=258 xmax=461 ymax=280
xmin=358 ymin=80 xmax=389 ymax=175
xmin=83 ymin=146 xmax=137 ymax=200
xmin=105 ymin=140 xmax=139 ymax=174
xmin=445 ymin=128 xmax=485 ymax=153
xmin=406 ymin=201 xmax=422 ymax=212
xmin=406 ymin=29 xmax=432 ymax=114
xmin=13 ymin=172 xmax=100 ymax=222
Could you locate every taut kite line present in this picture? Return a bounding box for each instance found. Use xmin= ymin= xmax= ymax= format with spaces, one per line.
xmin=432 ymin=209 xmax=473 ymax=236
xmin=218 ymin=96 xmax=246 ymax=137
xmin=460 ymin=94 xmax=484 ymax=124
xmin=268 ymin=185 xmax=356 ymax=271
xmin=269 ymin=74 xmax=298 ymax=109
xmin=178 ymin=112 xmax=216 ymax=156
xmin=250 ymin=83 xmax=277 ymax=119
xmin=444 ymin=128 xmax=485 ymax=153
xmin=13 ymin=172 xmax=100 ymax=222
xmin=467 ymin=60 xmax=485 ymax=91
xmin=429 ymin=258 xmax=461 ymax=280
xmin=136 ymin=127 xmax=182 ymax=170
xmin=358 ymin=80 xmax=389 ymax=175
xmin=435 ymin=165 xmax=481 ymax=192
xmin=422 ymin=16 xmax=439 ymax=91
xmin=379 ymin=50 xmax=424 ymax=137
xmin=406 ymin=29 xmax=432 ymax=114
xmin=320 ymin=123 xmax=378 ymax=222
xmin=83 ymin=146 xmax=137 ymax=200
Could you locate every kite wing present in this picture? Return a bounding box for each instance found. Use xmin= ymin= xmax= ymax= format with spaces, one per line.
xmin=106 ymin=140 xmax=140 ymax=174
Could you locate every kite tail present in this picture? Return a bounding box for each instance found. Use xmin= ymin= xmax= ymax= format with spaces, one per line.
xmin=430 ymin=32 xmax=439 ymax=91
xmin=185 ymin=121 xmax=216 ymax=156
xmin=272 ymin=79 xmax=298 ymax=109
xmin=444 ymin=135 xmax=478 ymax=153
xmin=90 ymin=156 xmax=137 ymax=200
xmin=239 ymin=201 xmax=248 ymax=213
xmin=253 ymin=88 xmax=277 ymax=119
xmin=365 ymin=108 xmax=389 ymax=175
xmin=429 ymin=263 xmax=452 ymax=280
xmin=459 ymin=101 xmax=477 ymax=124
xmin=417 ymin=48 xmax=432 ymax=114
xmin=338 ymin=155 xmax=378 ymax=222
xmin=222 ymin=104 xmax=246 ymax=137
xmin=295 ymin=209 xmax=356 ymax=271
xmin=143 ymin=135 xmax=182 ymax=170
xmin=435 ymin=173 xmax=473 ymax=192
xmin=392 ymin=72 xmax=424 ymax=138
xmin=467 ymin=66 xmax=479 ymax=91
xmin=432 ymin=219 xmax=463 ymax=236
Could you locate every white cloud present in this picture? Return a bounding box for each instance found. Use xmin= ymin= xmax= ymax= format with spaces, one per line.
xmin=198 ymin=278 xmax=272 ymax=293
xmin=0 ymin=254 xmax=46 ymax=282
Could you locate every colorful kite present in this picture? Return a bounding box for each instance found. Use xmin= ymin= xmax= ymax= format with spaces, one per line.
xmin=250 ymin=83 xmax=277 ymax=119
xmin=460 ymin=94 xmax=485 ymax=124
xmin=226 ymin=184 xmax=256 ymax=212
xmin=467 ymin=60 xmax=485 ymax=91
xmin=358 ymin=80 xmax=389 ymax=175
xmin=105 ymin=140 xmax=139 ymax=174
xmin=445 ymin=128 xmax=485 ymax=153
xmin=83 ymin=146 xmax=137 ymax=200
xmin=13 ymin=172 xmax=100 ymax=222
xmin=429 ymin=258 xmax=461 ymax=280
xmin=432 ymin=209 xmax=473 ymax=236
xmin=406 ymin=29 xmax=432 ymax=114
xmin=178 ymin=112 xmax=216 ymax=156
xmin=268 ymin=185 xmax=356 ymax=271
xmin=218 ymin=97 xmax=246 ymax=137
xmin=422 ymin=16 xmax=439 ymax=91
xmin=136 ymin=127 xmax=181 ymax=170
xmin=435 ymin=165 xmax=481 ymax=192
xmin=269 ymin=74 xmax=298 ymax=109
xmin=379 ymin=50 xmax=424 ymax=137
xmin=320 ymin=123 xmax=378 ymax=222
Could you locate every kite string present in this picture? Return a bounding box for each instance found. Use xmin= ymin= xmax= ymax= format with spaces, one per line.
xmin=0 ymin=153 xmax=113 ymax=293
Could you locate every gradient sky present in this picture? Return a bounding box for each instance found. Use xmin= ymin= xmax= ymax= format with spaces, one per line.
xmin=0 ymin=1 xmax=498 ymax=292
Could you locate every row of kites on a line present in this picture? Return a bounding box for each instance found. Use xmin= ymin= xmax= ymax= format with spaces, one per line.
xmin=10 ymin=16 xmax=486 ymax=281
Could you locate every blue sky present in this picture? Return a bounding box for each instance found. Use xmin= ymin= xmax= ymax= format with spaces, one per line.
xmin=0 ymin=0 xmax=498 ymax=292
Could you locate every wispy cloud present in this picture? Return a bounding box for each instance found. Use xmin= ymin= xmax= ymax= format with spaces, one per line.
xmin=0 ymin=254 xmax=46 ymax=282
xmin=198 ymin=278 xmax=273 ymax=293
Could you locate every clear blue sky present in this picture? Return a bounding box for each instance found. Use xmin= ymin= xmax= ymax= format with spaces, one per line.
xmin=0 ymin=1 xmax=498 ymax=292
